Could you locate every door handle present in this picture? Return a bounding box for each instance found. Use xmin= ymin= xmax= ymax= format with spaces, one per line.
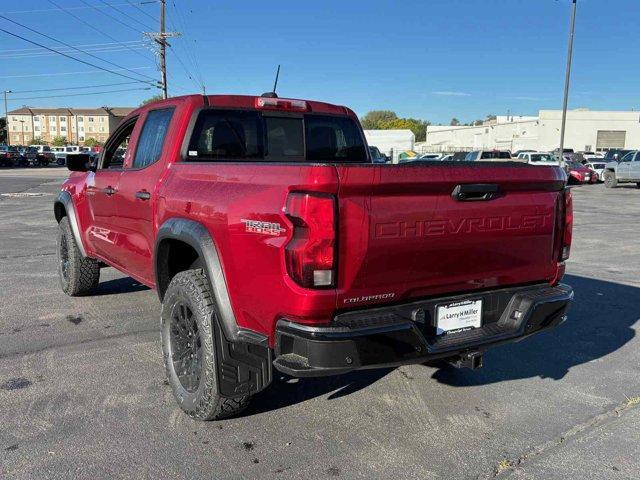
xmin=452 ymin=184 xmax=499 ymax=201
xmin=102 ymin=186 xmax=117 ymax=196
xmin=135 ymin=190 xmax=151 ymax=201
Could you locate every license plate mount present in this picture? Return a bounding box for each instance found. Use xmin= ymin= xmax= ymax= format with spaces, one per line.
xmin=436 ymin=299 xmax=482 ymax=335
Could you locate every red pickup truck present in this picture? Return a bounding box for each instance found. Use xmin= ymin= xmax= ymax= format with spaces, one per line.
xmin=55 ymin=94 xmax=573 ymax=420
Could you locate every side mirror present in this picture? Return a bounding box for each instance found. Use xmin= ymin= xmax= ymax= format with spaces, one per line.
xmin=67 ymin=154 xmax=96 ymax=172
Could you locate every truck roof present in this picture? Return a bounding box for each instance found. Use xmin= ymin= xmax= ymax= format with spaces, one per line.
xmin=130 ymin=94 xmax=356 ymax=119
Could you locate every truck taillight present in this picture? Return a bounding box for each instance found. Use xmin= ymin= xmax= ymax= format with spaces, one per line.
xmin=561 ymin=188 xmax=573 ymax=261
xmin=255 ymin=97 xmax=309 ymax=112
xmin=284 ymin=192 xmax=336 ymax=288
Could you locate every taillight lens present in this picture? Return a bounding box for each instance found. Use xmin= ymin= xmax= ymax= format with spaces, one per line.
xmin=561 ymin=188 xmax=573 ymax=261
xmin=284 ymin=192 xmax=336 ymax=288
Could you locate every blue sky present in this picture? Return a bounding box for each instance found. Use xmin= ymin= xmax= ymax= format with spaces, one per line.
xmin=1 ymin=0 xmax=638 ymax=124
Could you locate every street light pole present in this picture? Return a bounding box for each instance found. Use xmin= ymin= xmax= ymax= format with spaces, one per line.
xmin=559 ymin=0 xmax=577 ymax=162
xmin=19 ymin=119 xmax=25 ymax=145
xmin=3 ymin=90 xmax=11 ymax=145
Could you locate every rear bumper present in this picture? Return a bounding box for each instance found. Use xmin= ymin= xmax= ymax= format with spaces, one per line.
xmin=274 ymin=283 xmax=573 ymax=377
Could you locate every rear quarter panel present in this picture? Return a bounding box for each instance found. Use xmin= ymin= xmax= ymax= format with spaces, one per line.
xmin=157 ymin=163 xmax=341 ymax=338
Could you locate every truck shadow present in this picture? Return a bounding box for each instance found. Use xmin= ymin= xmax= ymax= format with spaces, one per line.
xmin=430 ymin=274 xmax=637 ymax=386
xmin=93 ymin=276 xmax=150 ymax=296
xmin=243 ymin=274 xmax=637 ymax=416
xmin=242 ymin=368 xmax=393 ymax=417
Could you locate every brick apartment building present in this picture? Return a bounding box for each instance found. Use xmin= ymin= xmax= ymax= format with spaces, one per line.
xmin=6 ymin=107 xmax=134 ymax=146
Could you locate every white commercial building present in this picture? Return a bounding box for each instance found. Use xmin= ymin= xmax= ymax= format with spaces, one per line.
xmin=363 ymin=129 xmax=414 ymax=162
xmin=422 ymin=109 xmax=640 ymax=153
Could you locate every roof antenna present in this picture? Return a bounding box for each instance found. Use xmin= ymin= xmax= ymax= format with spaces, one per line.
xmin=261 ymin=65 xmax=280 ymax=98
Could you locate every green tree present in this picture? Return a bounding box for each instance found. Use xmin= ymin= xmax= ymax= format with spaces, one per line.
xmin=84 ymin=137 xmax=102 ymax=147
xmin=140 ymin=94 xmax=164 ymax=106
xmin=378 ymin=117 xmax=430 ymax=142
xmin=450 ymin=118 xmax=460 ymax=126
xmin=360 ymin=110 xmax=398 ymax=129
xmin=0 ymin=117 xmax=6 ymax=144
xmin=28 ymin=137 xmax=46 ymax=145
xmin=486 ymin=114 xmax=497 ymax=121
xmin=473 ymin=119 xmax=483 ymax=126
xmin=52 ymin=136 xmax=67 ymax=146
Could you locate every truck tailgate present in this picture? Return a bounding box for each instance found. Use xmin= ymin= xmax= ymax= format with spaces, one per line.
xmin=336 ymin=163 xmax=566 ymax=308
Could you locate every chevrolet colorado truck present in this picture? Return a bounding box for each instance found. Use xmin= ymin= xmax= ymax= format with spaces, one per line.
xmin=55 ymin=94 xmax=574 ymax=420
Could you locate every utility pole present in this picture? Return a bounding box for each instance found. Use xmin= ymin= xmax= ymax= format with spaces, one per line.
xmin=159 ymin=0 xmax=167 ymax=99
xmin=559 ymin=0 xmax=577 ymax=163
xmin=3 ymin=90 xmax=11 ymax=145
xmin=147 ymin=0 xmax=180 ymax=99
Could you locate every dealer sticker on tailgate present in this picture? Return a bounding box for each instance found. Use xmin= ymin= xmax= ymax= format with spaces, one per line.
xmin=436 ymin=299 xmax=482 ymax=335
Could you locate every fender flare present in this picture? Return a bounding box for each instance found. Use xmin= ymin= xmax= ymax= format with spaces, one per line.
xmin=154 ymin=217 xmax=241 ymax=343
xmin=54 ymin=191 xmax=87 ymax=257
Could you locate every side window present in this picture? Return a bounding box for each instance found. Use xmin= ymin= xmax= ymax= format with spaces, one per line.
xmin=132 ymin=108 xmax=174 ymax=169
xmin=621 ymin=152 xmax=634 ymax=162
xmin=100 ymin=118 xmax=137 ymax=170
xmin=634 ymin=152 xmax=640 ymax=162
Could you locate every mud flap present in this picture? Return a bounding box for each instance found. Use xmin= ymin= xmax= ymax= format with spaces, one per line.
xmin=212 ymin=316 xmax=273 ymax=397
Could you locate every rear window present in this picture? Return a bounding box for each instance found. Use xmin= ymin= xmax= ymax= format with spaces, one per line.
xmin=530 ymin=153 xmax=554 ymax=162
xmin=186 ymin=110 xmax=366 ymax=162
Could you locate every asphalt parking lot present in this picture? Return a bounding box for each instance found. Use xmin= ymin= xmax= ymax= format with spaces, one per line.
xmin=0 ymin=168 xmax=638 ymax=480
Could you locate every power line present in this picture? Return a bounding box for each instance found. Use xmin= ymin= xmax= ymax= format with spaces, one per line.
xmin=11 ymin=82 xmax=142 ymax=94
xmin=0 ymin=14 xmax=157 ymax=83
xmin=0 ymin=44 xmax=147 ymax=59
xmin=125 ymin=0 xmax=158 ymax=22
xmin=8 ymin=86 xmax=153 ymax=101
xmin=46 ymin=0 xmax=156 ymax=68
xmin=1 ymin=1 xmax=159 ymax=15
xmin=168 ymin=1 xmax=205 ymax=93
xmin=0 ymin=28 xmax=159 ymax=86
xmin=96 ymin=0 xmax=155 ymax=31
xmin=0 ymin=40 xmax=143 ymax=54
xmin=0 ymin=67 xmax=153 ymax=80
xmin=77 ymin=0 xmax=147 ymax=35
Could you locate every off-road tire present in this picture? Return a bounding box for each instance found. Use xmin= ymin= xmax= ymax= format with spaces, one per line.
xmin=604 ymin=171 xmax=618 ymax=188
xmin=57 ymin=216 xmax=100 ymax=296
xmin=161 ymin=269 xmax=250 ymax=420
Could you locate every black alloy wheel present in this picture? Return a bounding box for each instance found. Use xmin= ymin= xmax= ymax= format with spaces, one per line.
xmin=169 ymin=301 xmax=203 ymax=393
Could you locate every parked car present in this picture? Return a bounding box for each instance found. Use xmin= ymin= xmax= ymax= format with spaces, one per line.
xmin=30 ymin=145 xmax=55 ymax=166
xmin=417 ymin=153 xmax=441 ymax=160
xmin=21 ymin=146 xmax=39 ymax=166
xmin=55 ymin=93 xmax=573 ymax=420
xmin=50 ymin=146 xmax=68 ymax=166
xmin=439 ymin=154 xmax=453 ymax=161
xmin=565 ymin=159 xmax=595 ymax=184
xmin=580 ymin=151 xmax=603 ymax=161
xmin=451 ymin=152 xmax=469 ymax=161
xmin=517 ymin=152 xmax=560 ymax=166
xmin=512 ymin=149 xmax=536 ymax=157
xmin=603 ymin=150 xmax=640 ymax=188
xmin=0 ymin=145 xmax=20 ymax=167
xmin=368 ymin=146 xmax=388 ymax=164
xmin=584 ymin=159 xmax=608 ymax=182
xmin=464 ymin=150 xmax=512 ymax=161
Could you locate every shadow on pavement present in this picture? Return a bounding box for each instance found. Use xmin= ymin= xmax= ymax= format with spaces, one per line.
xmin=243 ymin=274 xmax=637 ymax=415
xmin=431 ymin=274 xmax=637 ymax=386
xmin=94 ymin=276 xmax=150 ymax=296
xmin=241 ymin=368 xmax=393 ymax=418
